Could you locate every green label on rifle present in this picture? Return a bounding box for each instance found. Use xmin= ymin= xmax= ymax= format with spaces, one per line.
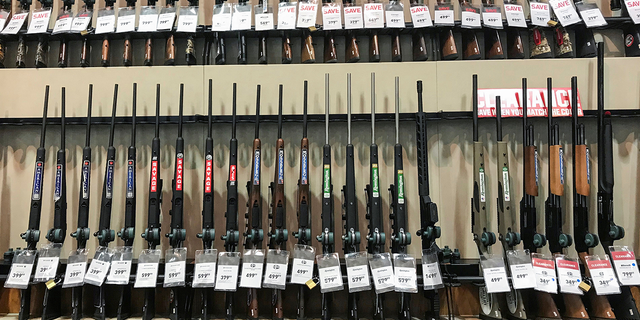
xmin=372 ymin=164 xmax=380 ymax=198
xmin=502 ymin=167 xmax=510 ymax=202
xmin=397 ymin=170 xmax=405 ymax=204
xmin=479 ymin=167 xmax=486 ymax=203
xmin=323 ymin=165 xmax=331 ymax=199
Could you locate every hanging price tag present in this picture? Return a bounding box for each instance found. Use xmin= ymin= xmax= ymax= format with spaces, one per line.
xmin=107 ymin=260 xmax=132 ymax=284
xmin=482 ymin=7 xmax=502 ymax=29
xmin=556 ymin=257 xmax=582 ymax=294
xmin=52 ymin=13 xmax=73 ymax=34
xmin=317 ymin=253 xmax=344 ymax=293
xmin=364 ymin=3 xmax=384 ymax=28
xmin=549 ymin=0 xmax=581 ymax=26
xmin=212 ymin=12 xmax=231 ymax=31
xmin=95 ymin=11 xmax=116 ymax=34
xmin=157 ymin=10 xmax=176 ymax=30
xmin=263 ymin=262 xmax=288 ymax=288
xmin=576 ymin=3 xmax=606 ymax=27
xmin=587 ymin=257 xmax=621 ymax=295
xmin=434 ymin=5 xmax=454 ymax=26
xmin=2 ymin=12 xmax=28 ymax=34
xmin=117 ymin=10 xmax=136 ymax=33
xmin=232 ymin=5 xmax=252 ymax=30
xmin=461 ymin=6 xmax=481 ymax=28
xmin=70 ymin=10 xmax=92 ymax=32
xmin=177 ymin=12 xmax=198 ymax=32
xmin=483 ymin=266 xmax=510 ymax=293
xmin=410 ymin=6 xmax=433 ymax=28
xmin=28 ymin=9 xmax=52 ymax=34
xmin=63 ymin=262 xmax=87 ymax=288
xmin=84 ymin=259 xmax=111 ymax=286
xmin=135 ymin=262 xmax=159 ymax=288
xmin=278 ymin=3 xmax=297 ymax=29
xmin=529 ymin=2 xmax=550 ymax=27
xmin=532 ymin=256 xmax=557 ymax=293
xmin=369 ymin=253 xmax=395 ymax=294
xmin=164 ymin=260 xmax=186 ymax=287
xmin=625 ymin=0 xmax=640 ymax=23
xmin=322 ymin=5 xmax=342 ymax=30
xmin=422 ymin=262 xmax=444 ymax=288
xmin=5 ymin=263 xmax=34 ymax=288
xmin=347 ymin=264 xmax=370 ymax=290
xmin=137 ymin=7 xmax=158 ymax=32
xmin=255 ymin=12 xmax=274 ymax=30
xmin=297 ymin=2 xmax=318 ymax=28
xmin=290 ymin=258 xmax=314 ymax=283
xmin=240 ymin=249 xmax=264 ymax=288
xmin=193 ymin=262 xmax=217 ymax=287
xmin=394 ymin=267 xmax=417 ymax=291
xmin=610 ymin=248 xmax=640 ymax=286
xmin=344 ymin=6 xmax=363 ymax=29
xmin=34 ymin=257 xmax=60 ymax=282
xmin=385 ymin=10 xmax=404 ymax=28
xmin=510 ymin=263 xmax=535 ymax=289
xmin=216 ymin=264 xmax=239 ymax=290
xmin=503 ymin=4 xmax=526 ymax=27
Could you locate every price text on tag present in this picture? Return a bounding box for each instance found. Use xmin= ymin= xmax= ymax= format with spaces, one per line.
xmin=422 ymin=262 xmax=443 ymax=288
xmin=291 ymin=258 xmax=314 ymax=284
xmin=64 ymin=262 xmax=87 ymax=287
xmin=410 ymin=6 xmax=432 ymax=28
xmin=504 ymin=4 xmax=526 ymax=27
xmin=216 ymin=264 xmax=239 ymax=291
xmin=549 ymin=0 xmax=581 ymax=26
xmin=193 ymin=262 xmax=217 ymax=286
xmin=532 ymin=258 xmax=557 ymax=293
xmin=530 ymin=2 xmax=550 ymax=27
xmin=363 ymin=3 xmax=384 ymax=28
xmin=157 ymin=12 xmax=176 ymax=30
xmin=278 ymin=5 xmax=297 ymax=29
xmin=297 ymin=2 xmax=317 ymax=28
xmin=611 ymin=251 xmax=640 ymax=286
xmin=164 ymin=261 xmax=186 ymax=285
xmin=347 ymin=265 xmax=370 ymax=289
xmin=344 ymin=6 xmax=363 ymax=29
xmin=587 ymin=259 xmax=621 ymax=295
xmin=2 ymin=13 xmax=28 ymax=34
xmin=35 ymin=257 xmax=59 ymax=281
xmin=434 ymin=5 xmax=454 ymax=25
xmin=28 ymin=10 xmax=52 ymax=34
xmin=556 ymin=259 xmax=582 ymax=294
xmin=240 ymin=262 xmax=264 ymax=288
xmin=6 ymin=263 xmax=34 ymax=287
xmin=263 ymin=263 xmax=288 ymax=287
xmin=319 ymin=266 xmax=343 ymax=289
xmin=85 ymin=259 xmax=111 ymax=285
xmin=134 ymin=262 xmax=159 ymax=288
xmin=371 ymin=266 xmax=395 ymax=290
xmin=482 ymin=266 xmax=510 ymax=293
xmin=322 ymin=6 xmax=342 ymax=30
xmin=107 ymin=260 xmax=132 ymax=284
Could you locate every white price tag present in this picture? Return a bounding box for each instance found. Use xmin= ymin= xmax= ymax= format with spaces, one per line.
xmin=578 ymin=6 xmax=606 ymax=27
xmin=164 ymin=261 xmax=186 ymax=286
xmin=344 ymin=6 xmax=363 ymax=29
xmin=504 ymin=4 xmax=527 ymax=27
xmin=482 ymin=267 xmax=510 ymax=293
xmin=138 ymin=14 xmax=159 ymax=32
xmin=52 ymin=15 xmax=73 ymax=34
xmin=410 ymin=6 xmax=433 ymax=28
xmin=134 ymin=262 xmax=159 ymax=288
xmin=240 ymin=262 xmax=264 ymax=288
xmin=27 ymin=9 xmax=52 ymax=34
xmin=63 ymin=262 xmax=87 ymax=287
xmin=117 ymin=14 xmax=136 ymax=33
xmin=297 ymin=2 xmax=317 ymax=28
xmin=34 ymin=257 xmax=59 ymax=282
xmin=70 ymin=13 xmax=92 ymax=32
xmin=95 ymin=14 xmax=115 ymax=34
xmin=530 ymin=2 xmax=550 ymax=27
xmin=385 ymin=10 xmax=404 ymax=28
xmin=371 ymin=266 xmax=395 ymax=290
xmin=84 ymin=259 xmax=111 ymax=286
xmin=232 ymin=10 xmax=252 ymax=30
xmin=263 ymin=263 xmax=288 ymax=287
xmin=422 ymin=262 xmax=443 ymax=288
xmin=625 ymin=0 xmax=640 ymax=23
xmin=319 ymin=265 xmax=343 ymax=290
xmin=255 ymin=13 xmax=274 ymax=30
xmin=347 ymin=265 xmax=371 ymax=289
xmin=509 ymin=263 xmax=535 ymax=289
xmin=394 ymin=266 xmax=417 ymax=292
xmin=588 ymin=259 xmax=621 ymax=295
xmin=482 ymin=9 xmax=503 ymax=29
xmin=532 ymin=258 xmax=557 ymax=293
xmin=461 ymin=7 xmax=481 ymax=28
xmin=2 ymin=13 xmax=28 ymax=34
xmin=322 ymin=6 xmax=342 ymax=30
xmin=216 ymin=264 xmax=239 ymax=291
xmin=5 ymin=263 xmax=34 ymax=288
xmin=106 ymin=260 xmax=132 ymax=284
xmin=177 ymin=14 xmax=197 ymax=32
xmin=291 ymin=258 xmax=314 ymax=284
xmin=212 ymin=12 xmax=232 ymax=31
xmin=556 ymin=259 xmax=582 ymax=294
xmin=549 ymin=0 xmax=581 ymax=26
xmin=278 ymin=5 xmax=297 ymax=29
xmin=611 ymin=251 xmax=640 ymax=286
xmin=193 ymin=262 xmax=217 ymax=287
xmin=434 ymin=6 xmax=454 ymax=25
xmin=157 ymin=12 xmax=176 ymax=30
xmin=364 ymin=3 xmax=384 ymax=28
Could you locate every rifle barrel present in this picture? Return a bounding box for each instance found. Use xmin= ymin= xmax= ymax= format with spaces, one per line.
xmin=278 ymin=85 xmax=283 ymax=138
xmin=132 ymin=83 xmax=137 ymax=146
xmin=155 ymin=84 xmax=160 ymax=138
xmin=62 ymin=87 xmax=66 ymax=150
xmin=255 ymin=85 xmax=261 ymax=139
xmin=108 ymin=84 xmax=118 ymax=147
xmin=86 ymin=85 xmax=93 ymax=146
xmin=40 ymin=86 xmax=50 ymax=148
xmin=347 ymin=73 xmax=352 ymax=144
xmin=179 ymin=83 xmax=184 ymax=137
xmin=208 ymin=79 xmax=213 ymax=138
xmin=395 ymin=76 xmax=399 ymax=144
xmin=325 ymin=74 xmax=329 ymax=145
xmin=303 ymin=80 xmax=308 ymax=138
xmin=473 ymin=74 xmax=478 ymax=142
xmin=496 ymin=96 xmax=502 ymax=140
xmin=371 ymin=73 xmax=375 ymax=144
xmin=417 ymin=81 xmax=423 ymax=113
xmin=232 ymin=83 xmax=237 ymax=139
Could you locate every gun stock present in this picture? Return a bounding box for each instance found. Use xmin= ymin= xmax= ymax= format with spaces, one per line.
xmin=529 ymin=27 xmax=552 ymax=59
xmin=302 ymin=30 xmax=316 ymax=63
xmin=507 ymin=29 xmax=524 ymax=59
xmin=412 ymin=31 xmax=428 ymax=61
xmin=485 ymin=30 xmax=504 ymax=59
xmin=440 ymin=29 xmax=458 ymax=60
xmin=324 ymin=34 xmax=338 ymax=63
xmin=392 ymin=31 xmax=402 ymax=62
xmin=369 ymin=31 xmax=380 ymax=62
xmin=282 ymin=32 xmax=292 ymax=64
xmin=345 ymin=31 xmax=360 ymax=63
xmin=186 ymin=35 xmax=197 ymax=65
xmin=165 ymin=34 xmax=176 ymax=65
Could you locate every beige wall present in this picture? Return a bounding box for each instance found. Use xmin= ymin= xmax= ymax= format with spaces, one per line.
xmin=0 ymin=59 xmax=639 ymax=260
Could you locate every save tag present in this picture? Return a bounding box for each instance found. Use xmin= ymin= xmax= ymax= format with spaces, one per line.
xmin=164 ymin=260 xmax=186 ymax=287
xmin=216 ymin=264 xmax=239 ymax=291
xmin=532 ymin=257 xmax=557 ymax=293
xmin=278 ymin=4 xmax=297 ymax=29
xmin=138 ymin=13 xmax=158 ymax=32
xmin=27 ymin=9 xmax=52 ymax=34
xmin=434 ymin=5 xmax=454 ymax=25
xmin=364 ymin=3 xmax=384 ymax=28
xmin=193 ymin=262 xmax=217 ymax=287
xmin=232 ymin=8 xmax=252 ymax=30
xmin=263 ymin=262 xmax=288 ymax=287
xmin=322 ymin=5 xmax=342 ymax=30
xmin=291 ymin=258 xmax=314 ymax=284
xmin=255 ymin=12 xmax=274 ymax=30
xmin=509 ymin=263 xmax=535 ymax=289
xmin=106 ymin=260 xmax=132 ymax=284
xmin=134 ymin=262 xmax=159 ymax=288
xmin=625 ymin=0 xmax=640 ymax=23
xmin=529 ymin=2 xmax=550 ymax=27
xmin=157 ymin=11 xmax=176 ymax=30
xmin=344 ymin=6 xmax=363 ymax=29
xmin=297 ymin=2 xmax=318 ymax=28
xmin=461 ymin=6 xmax=481 ymax=28
xmin=177 ymin=13 xmax=197 ymax=32
xmin=95 ymin=14 xmax=115 ymax=34
xmin=410 ymin=6 xmax=432 ymax=28
xmin=482 ymin=267 xmax=510 ymax=293
xmin=52 ymin=14 xmax=73 ymax=34
xmin=63 ymin=262 xmax=87 ymax=287
xmin=5 ymin=263 xmax=34 ymax=288
xmin=556 ymin=258 xmax=582 ymax=294
xmin=576 ymin=3 xmax=606 ymax=27
xmin=34 ymin=257 xmax=59 ymax=282
xmin=385 ymin=10 xmax=404 ymax=28
xmin=587 ymin=258 xmax=621 ymax=295
xmin=2 ymin=12 xmax=28 ymax=34
xmin=610 ymin=250 xmax=640 ymax=286
xmin=240 ymin=262 xmax=264 ymax=288
xmin=482 ymin=7 xmax=502 ymax=29
xmin=422 ymin=262 xmax=443 ymax=288
xmin=549 ymin=0 xmax=581 ymax=26
xmin=116 ymin=13 xmax=136 ymax=33
xmin=504 ymin=4 xmax=526 ymax=27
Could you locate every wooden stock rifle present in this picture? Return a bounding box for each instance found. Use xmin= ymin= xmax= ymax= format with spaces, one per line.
xmin=101 ymin=0 xmax=116 ymax=66
xmin=343 ymin=0 xmax=360 ymax=62
xmin=57 ymin=0 xmax=74 ymax=67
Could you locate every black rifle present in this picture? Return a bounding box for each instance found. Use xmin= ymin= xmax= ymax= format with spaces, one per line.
xmin=316 ymin=73 xmax=334 ymax=320
xmin=389 ymin=77 xmax=410 ymax=320
xmin=342 ymin=73 xmax=361 ymax=320
xmin=237 ymin=0 xmax=249 ymax=64
xmin=366 ymin=73 xmax=386 ymax=320
xmin=35 ymin=0 xmax=53 ymax=68
xmin=294 ymin=81 xmax=311 ymax=320
xmin=212 ymin=0 xmax=226 ymax=65
xmin=70 ymin=84 xmax=94 ymax=320
xmin=18 ymin=86 xmax=49 ymax=320
xmin=221 ymin=83 xmax=240 ymax=320
xmin=93 ymin=84 xmax=119 ymax=320
xmin=414 ymin=81 xmax=440 ymax=320
xmin=16 ymin=0 xmax=32 ymax=68
xmin=144 ymin=0 xmax=157 ymax=66
xmin=116 ymin=83 xmax=138 ymax=320
xmin=595 ymin=43 xmax=640 ymax=320
xmin=57 ymin=0 xmax=74 ymax=67
xmin=79 ymin=0 xmax=95 ymax=67
xmin=141 ymin=85 xmax=163 ymax=320
xmin=41 ymin=87 xmax=67 ymax=320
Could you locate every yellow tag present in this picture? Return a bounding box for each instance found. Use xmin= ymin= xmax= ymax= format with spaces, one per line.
xmin=80 ymin=30 xmax=89 ymax=36
xmin=547 ymin=20 xmax=558 ymax=27
xmin=305 ymin=279 xmax=317 ymax=290
xmin=309 ymin=26 xmax=317 ymax=32
xmin=578 ymin=281 xmax=591 ymax=292
xmin=45 ymin=279 xmax=57 ymax=289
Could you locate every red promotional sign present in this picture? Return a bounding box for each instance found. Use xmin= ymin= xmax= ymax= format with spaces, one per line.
xmin=587 ymin=260 xmax=612 ymax=269
xmin=477 ymin=88 xmax=583 ymax=118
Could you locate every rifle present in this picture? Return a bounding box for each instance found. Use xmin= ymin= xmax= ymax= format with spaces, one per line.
xmin=520 ymin=78 xmax=561 ymax=320
xmin=165 ymin=0 xmax=177 ymax=65
xmin=35 ymin=0 xmax=53 ymax=68
xmin=269 ymin=84 xmax=288 ymax=320
xmin=102 ymin=0 xmax=116 ymax=66
xmin=459 ymin=7 xmax=480 ymax=59
xmin=342 ymin=73 xmax=361 ymax=320
xmin=302 ymin=29 xmax=316 ymax=63
xmin=79 ymin=0 xmax=95 ymax=67
xmin=221 ymin=83 xmax=240 ymax=320
xmin=245 ymin=85 xmax=264 ymax=320
xmin=237 ymin=0 xmax=248 ymax=64
xmin=368 ymin=4 xmax=380 ymax=62
xmin=343 ymin=0 xmax=359 ymax=62
xmin=410 ymin=0 xmax=427 ymax=61
xmin=595 ymin=43 xmax=639 ymax=319
xmin=213 ymin=4 xmax=226 ymax=65
xmin=437 ymin=0 xmax=457 ymax=60
xmin=482 ymin=0 xmax=504 ymax=59
xmin=256 ymin=0 xmax=268 ymax=64
xmin=281 ymin=3 xmax=292 ymax=64
xmin=414 ymin=80 xmax=440 ymax=320
xmin=573 ymin=22 xmax=596 ymax=58
xmin=503 ymin=0 xmax=524 ymax=59
xmin=294 ymin=81 xmax=311 ymax=320
xmin=18 ymin=86 xmax=49 ymax=320
xmin=69 ymin=85 xmax=94 ymax=320
xmin=392 ymin=30 xmax=401 ymax=62
xmin=116 ymin=83 xmax=138 ymax=320
xmin=389 ymin=77 xmax=410 ymax=320
xmin=323 ymin=3 xmax=337 ymax=63
xmin=366 ymin=73 xmax=385 ymax=320
xmin=141 ymin=84 xmax=163 ymax=320
xmin=528 ymin=3 xmax=551 ymax=59
xmin=185 ymin=0 xmax=198 ymax=65
xmin=57 ymin=0 xmax=74 ymax=67
xmin=316 ymin=73 xmax=334 ymax=320
xmin=470 ymin=75 xmax=500 ymax=320
xmin=93 ymin=84 xmax=119 ymax=320
xmin=553 ymin=26 xmax=573 ymax=58
xmin=144 ymin=0 xmax=157 ymax=66
xmin=123 ymin=0 xmax=136 ymax=66
xmin=16 ymin=0 xmax=30 ymax=68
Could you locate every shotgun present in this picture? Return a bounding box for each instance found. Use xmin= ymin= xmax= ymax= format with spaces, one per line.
xmin=573 ymin=23 xmax=596 ymax=58
xmin=366 ymin=73 xmax=386 ymax=320
xmin=368 ymin=3 xmax=380 ymax=62
xmin=389 ymin=77 xmax=410 ymax=320
xmin=257 ymin=0 xmax=267 ymax=64
xmin=69 ymin=85 xmax=94 ymax=320
xmin=471 ymin=75 xmax=500 ymax=320
xmin=459 ymin=1 xmax=480 ymax=59
xmin=165 ymin=0 xmax=177 ymax=65
xmin=553 ymin=26 xmax=573 ymax=58
xmin=342 ymin=73 xmax=361 ymax=320
xmin=57 ymin=0 xmax=74 ymax=67
xmin=16 ymin=0 xmax=31 ymax=68
xmin=18 ymin=86 xmax=49 ymax=320
xmin=144 ymin=0 xmax=157 ymax=66
xmin=410 ymin=0 xmax=428 ymax=61
xmin=101 ymin=0 xmax=116 ymax=66
xmin=323 ymin=2 xmax=337 ymax=63
xmin=595 ymin=43 xmax=640 ymax=320
xmin=344 ymin=0 xmax=360 ymax=62
xmin=391 ymin=30 xmax=401 ymax=62
xmin=503 ymin=0 xmax=524 ymax=59
xmin=123 ymin=0 xmax=136 ymax=66
xmin=79 ymin=0 xmax=94 ymax=67
xmin=437 ymin=0 xmax=457 ymax=60
xmin=528 ymin=5 xmax=551 ymax=59
xmin=316 ymin=73 xmax=334 ymax=320
xmin=245 ymin=85 xmax=264 ymax=320
xmin=302 ymin=29 xmax=316 ymax=63
xmin=221 ymin=83 xmax=240 ymax=320
xmin=93 ymin=84 xmax=119 ymax=320
xmin=185 ymin=0 xmax=198 ymax=65
xmin=414 ymin=80 xmax=441 ymax=320
xmin=35 ymin=0 xmax=53 ymax=68
xmin=141 ymin=84 xmax=163 ymax=320
xmin=482 ymin=0 xmax=504 ymax=59
xmin=213 ymin=5 xmax=226 ymax=65
xmin=237 ymin=0 xmax=248 ymax=64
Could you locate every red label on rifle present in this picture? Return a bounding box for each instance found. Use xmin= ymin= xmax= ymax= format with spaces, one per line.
xmin=205 ymin=159 xmax=213 ymax=193
xmin=230 ymin=165 xmax=237 ymax=182
xmin=477 ymin=88 xmax=583 ymax=118
xmin=151 ymin=160 xmax=158 ymax=192
xmin=176 ymin=155 xmax=184 ymax=191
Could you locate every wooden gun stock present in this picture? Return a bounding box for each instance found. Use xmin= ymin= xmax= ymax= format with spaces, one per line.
xmin=574 ymin=145 xmax=590 ymax=196
xmin=462 ymin=30 xmax=481 ymax=60
xmin=440 ymin=29 xmax=458 ymax=60
xmin=391 ymin=31 xmax=402 ymax=62
xmin=165 ymin=35 xmax=176 ymax=65
xmin=484 ymin=30 xmax=504 ymax=59
xmin=35 ymin=37 xmax=47 ymax=68
xmin=412 ymin=31 xmax=428 ymax=61
xmin=80 ymin=37 xmax=90 ymax=67
xmin=16 ymin=36 xmax=26 ymax=68
xmin=186 ymin=35 xmax=196 ymax=65
xmin=370 ymin=31 xmax=380 ymax=62
xmin=578 ymin=252 xmax=616 ymax=319
xmin=345 ymin=32 xmax=360 ymax=62
xmin=554 ymin=26 xmax=573 ymax=58
xmin=273 ymin=289 xmax=284 ymax=320
xmin=324 ymin=34 xmax=337 ymax=63
xmin=301 ymin=32 xmax=316 ymax=63
xmin=257 ymin=34 xmax=267 ymax=64
xmin=529 ymin=27 xmax=552 ymax=59
xmin=101 ymin=37 xmax=110 ymax=67
xmin=534 ymin=291 xmax=562 ymax=319
xmin=282 ymin=33 xmax=292 ymax=64
xmin=123 ymin=36 xmax=132 ymax=66
xmin=144 ymin=38 xmax=153 ymax=66
xmin=507 ymin=30 xmax=524 ymax=59
xmin=248 ymin=288 xmax=259 ymax=320
xmin=0 ymin=39 xmax=5 ymax=67
xmin=58 ymin=39 xmax=68 ymax=67
xmin=549 ymin=145 xmax=564 ymax=196
xmin=524 ymin=146 xmax=538 ymax=196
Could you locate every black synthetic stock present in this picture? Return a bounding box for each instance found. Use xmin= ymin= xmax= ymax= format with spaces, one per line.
xmin=97 ymin=84 xmax=118 ymax=246
xmin=495 ymin=96 xmax=502 ymax=141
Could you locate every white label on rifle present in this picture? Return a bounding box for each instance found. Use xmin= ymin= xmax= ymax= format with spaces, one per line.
xmin=587 ymin=259 xmax=621 ymax=295
xmin=344 ymin=6 xmax=363 ymax=29
xmin=157 ymin=12 xmax=176 ymax=30
xmin=319 ymin=265 xmax=343 ymax=290
xmin=556 ymin=259 xmax=582 ymax=294
xmin=27 ymin=9 xmax=52 ymax=34
xmin=95 ymin=14 xmax=115 ymax=34
xmin=509 ymin=263 xmax=535 ymax=289
xmin=394 ymin=266 xmax=417 ymax=292
xmin=134 ymin=262 xmax=159 ymax=288
xmin=410 ymin=6 xmax=432 ymax=28
xmin=297 ymin=2 xmax=317 ymax=28
xmin=52 ymin=16 xmax=73 ymax=34
xmin=461 ymin=7 xmax=481 ymax=28
xmin=70 ymin=14 xmax=92 ymax=32
xmin=434 ymin=6 xmax=454 ymax=25
xmin=364 ymin=3 xmax=384 ymax=28
xmin=482 ymin=9 xmax=503 ymax=29
xmin=278 ymin=5 xmax=297 ymax=29
xmin=106 ymin=260 xmax=132 ymax=284
xmin=385 ymin=10 xmax=404 ymax=28
xmin=263 ymin=263 xmax=288 ymax=287
xmin=34 ymin=257 xmax=59 ymax=281
xmin=255 ymin=13 xmax=274 ymax=30
xmin=63 ymin=262 xmax=87 ymax=287
xmin=212 ymin=12 xmax=231 ymax=31
xmin=216 ymin=264 xmax=239 ymax=291
xmin=84 ymin=259 xmax=111 ymax=286
xmin=117 ymin=14 xmax=136 ymax=33
xmin=549 ymin=0 xmax=581 ymax=26
xmin=371 ymin=265 xmax=395 ymax=291
xmin=2 ymin=13 xmax=28 ymax=34
xmin=504 ymin=4 xmax=527 ymax=27
xmin=482 ymin=266 xmax=510 ymax=293
xmin=193 ymin=262 xmax=217 ymax=287
xmin=5 ymin=263 xmax=34 ymax=288
xmin=164 ymin=260 xmax=186 ymax=286
xmin=530 ymin=2 xmax=550 ymax=27
xmin=138 ymin=13 xmax=158 ymax=32
xmin=240 ymin=262 xmax=264 ymax=288
xmin=232 ymin=10 xmax=252 ymax=30
xmin=347 ymin=265 xmax=370 ymax=289
xmin=322 ymin=6 xmax=342 ymax=30
xmin=611 ymin=251 xmax=640 ymax=286
xmin=532 ymin=258 xmax=557 ymax=293
xmin=578 ymin=7 xmax=606 ymax=27
xmin=625 ymin=0 xmax=640 ymax=23
xmin=291 ymin=258 xmax=314 ymax=284
xmin=422 ymin=262 xmax=444 ymax=288
xmin=177 ymin=14 xmax=197 ymax=32
xmin=502 ymin=167 xmax=510 ymax=201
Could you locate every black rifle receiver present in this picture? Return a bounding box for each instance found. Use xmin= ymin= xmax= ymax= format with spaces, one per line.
xmin=119 ymin=83 xmax=137 ymax=246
